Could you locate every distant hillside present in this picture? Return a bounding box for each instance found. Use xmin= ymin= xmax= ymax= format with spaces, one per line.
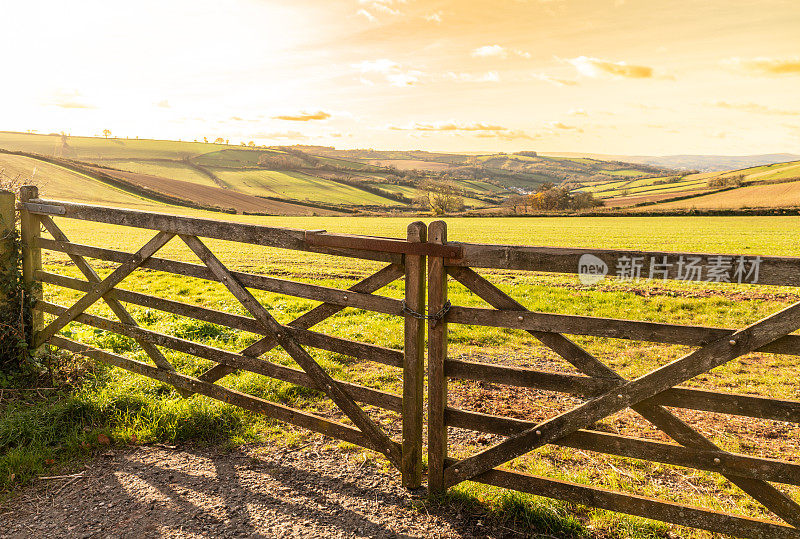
xmin=1 ymin=132 xmax=678 ymax=212
xmin=573 ymin=159 xmax=800 ymax=212
xmin=542 ymin=151 xmax=800 ymax=172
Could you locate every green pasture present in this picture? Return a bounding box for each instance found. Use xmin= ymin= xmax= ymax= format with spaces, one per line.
xmin=210 ymin=168 xmax=401 ymax=205
xmin=8 ymin=212 xmax=795 ymax=537
xmin=0 ymin=154 xmax=168 ymax=211
xmin=0 ymin=131 xmax=231 ymax=161
xmin=98 ymin=159 xmax=220 ymax=188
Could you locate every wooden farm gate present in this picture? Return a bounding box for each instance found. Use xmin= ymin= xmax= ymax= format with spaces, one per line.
xmin=16 ymin=186 xmax=458 ymax=488
xmin=425 ymin=221 xmax=800 ymax=538
xmin=12 ymin=187 xmax=800 ymax=538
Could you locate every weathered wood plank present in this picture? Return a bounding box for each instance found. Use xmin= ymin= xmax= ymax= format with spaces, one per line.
xmin=445 ymin=407 xmax=800 ymax=485
xmin=37 ymin=300 xmax=403 ymax=412
xmin=180 ymin=234 xmax=402 ymax=467
xmin=24 ymin=198 xmax=404 ymax=263
xmin=402 ymin=222 xmax=426 ymax=488
xmin=447 ymin=266 xmax=800 ymax=526
xmin=49 ymin=335 xmax=392 ymax=453
xmin=444 ymin=298 xmax=800 ymax=490
xmin=305 ymin=230 xmax=460 ymax=258
xmin=34 ymin=231 xmax=174 ymax=348
xmin=445 ymin=305 xmax=800 ymax=355
xmin=38 ymin=215 xmax=183 ymax=383
xmin=444 ymin=359 xmax=800 ymax=423
xmin=233 ymin=263 xmax=404 ymax=363
xmin=451 ymin=242 xmax=800 ymax=287
xmin=36 ymin=272 xmax=403 ymax=368
xmin=427 ymin=220 xmax=448 ymax=494
xmin=19 ymin=186 xmax=43 ymax=343
xmin=451 ymin=459 xmax=800 ymax=539
xmin=37 ymin=237 xmax=403 ymax=316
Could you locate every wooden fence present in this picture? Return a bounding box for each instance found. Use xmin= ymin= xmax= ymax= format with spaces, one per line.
xmin=11 ymin=188 xmax=800 ymax=538
xmin=426 ymin=220 xmax=800 ymax=538
xmin=14 ymin=186 xmax=456 ymax=488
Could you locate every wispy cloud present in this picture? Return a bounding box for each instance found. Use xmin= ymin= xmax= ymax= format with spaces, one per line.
xmin=424 ymin=11 xmax=443 ymax=23
xmin=356 ymin=0 xmax=404 ymax=22
xmin=389 ymin=121 xmax=507 ymax=132
xmin=722 ymin=56 xmax=800 ymax=75
xmin=356 ymin=9 xmax=376 ymax=22
xmin=273 ymin=111 xmax=332 ymax=121
xmin=473 ymin=45 xmax=507 ymax=58
xmin=352 ymin=59 xmax=423 ymax=86
xmin=713 ymin=101 xmax=800 ymax=116
xmin=566 ymin=56 xmax=654 ymax=78
xmin=547 ymin=121 xmax=583 ymax=132
xmin=254 ymin=130 xmax=308 ymax=140
xmin=472 ymin=45 xmax=530 ymax=59
xmin=156 ymin=100 xmax=170 ymax=108
xmin=445 ymin=71 xmax=500 ymax=83
xmin=475 ymin=130 xmax=539 ymax=141
xmin=532 ymin=73 xmax=579 ymax=86
xmin=47 ymin=90 xmax=97 ymax=109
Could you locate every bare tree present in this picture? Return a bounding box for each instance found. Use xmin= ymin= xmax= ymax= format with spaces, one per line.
xmin=102 ymin=129 xmax=111 ymax=139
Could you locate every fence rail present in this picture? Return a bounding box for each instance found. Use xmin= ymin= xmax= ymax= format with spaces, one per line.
xmin=8 ymin=188 xmax=800 ymax=538
xmin=425 ymin=220 xmax=800 ymax=538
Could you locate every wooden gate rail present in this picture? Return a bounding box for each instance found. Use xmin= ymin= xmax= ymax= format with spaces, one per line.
xmin=426 ymin=220 xmax=800 ymax=538
xmin=18 ymin=188 xmax=428 ymax=487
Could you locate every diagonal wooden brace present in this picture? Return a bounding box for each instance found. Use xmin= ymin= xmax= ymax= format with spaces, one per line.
xmin=446 ymin=267 xmax=800 ymax=527
xmin=38 ymin=217 xmax=182 ymax=375
xmin=179 ymin=234 xmax=402 ymax=467
xmin=35 ymin=230 xmax=174 ymax=348
xmin=199 ymin=263 xmax=404 ymax=383
xmin=445 ymin=294 xmax=800 ymax=487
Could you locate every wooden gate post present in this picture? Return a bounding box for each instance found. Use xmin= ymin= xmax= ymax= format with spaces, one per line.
xmin=402 ymin=221 xmax=427 ymax=488
xmin=19 ymin=186 xmax=42 ymax=348
xmin=0 ymin=189 xmax=17 ymax=365
xmin=427 ymin=220 xmax=448 ymax=493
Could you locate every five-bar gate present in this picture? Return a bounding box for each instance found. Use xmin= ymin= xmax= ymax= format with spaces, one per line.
xmin=14 ymin=188 xmax=800 ymax=538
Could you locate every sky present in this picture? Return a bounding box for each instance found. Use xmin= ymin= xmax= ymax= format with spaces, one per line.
xmin=1 ymin=0 xmax=798 ymax=155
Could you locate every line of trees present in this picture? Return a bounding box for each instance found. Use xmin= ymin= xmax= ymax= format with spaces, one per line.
xmin=503 ymin=183 xmax=603 ymax=213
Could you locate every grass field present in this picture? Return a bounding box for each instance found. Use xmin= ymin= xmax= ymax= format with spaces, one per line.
xmin=649 ymin=181 xmax=800 ymax=210
xmin=584 ymin=160 xmax=800 ymax=209
xmin=210 ymin=168 xmax=402 ymax=205
xmin=3 ymin=211 xmax=799 ymax=537
xmin=101 ymin=159 xmax=220 ymax=188
xmin=0 ymin=154 xmax=171 ymax=211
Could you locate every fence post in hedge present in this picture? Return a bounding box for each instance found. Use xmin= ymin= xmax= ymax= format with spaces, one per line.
xmin=0 ymin=189 xmax=17 ymax=364
xmin=427 ymin=220 xmax=448 ymax=494
xmin=19 ymin=185 xmax=42 ymax=347
xmin=402 ymin=221 xmax=427 ymax=488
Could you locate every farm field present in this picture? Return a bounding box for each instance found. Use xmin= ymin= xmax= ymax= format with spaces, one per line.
xmin=13 ymin=210 xmax=797 ymax=538
xmin=587 ymin=160 xmax=800 ymax=209
xmin=209 ymin=168 xmax=403 ymax=206
xmin=649 ymin=181 xmax=800 ymax=210
xmin=0 ymin=153 xmax=171 ymax=211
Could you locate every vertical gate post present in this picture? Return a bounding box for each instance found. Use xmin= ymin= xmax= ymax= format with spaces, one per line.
xmin=427 ymin=220 xmax=448 ymax=493
xmin=402 ymin=221 xmax=427 ymax=488
xmin=0 ymin=189 xmax=17 ymax=366
xmin=19 ymin=186 xmax=42 ymax=348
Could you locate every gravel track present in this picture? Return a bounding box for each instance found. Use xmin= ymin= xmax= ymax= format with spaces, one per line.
xmin=0 ymin=440 xmax=532 ymax=538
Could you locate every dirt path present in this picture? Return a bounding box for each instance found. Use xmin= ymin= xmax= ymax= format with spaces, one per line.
xmin=0 ymin=440 xmax=531 ymax=538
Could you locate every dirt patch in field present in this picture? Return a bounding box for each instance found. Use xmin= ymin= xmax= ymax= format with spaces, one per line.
xmin=88 ymin=167 xmax=343 ymax=216
xmin=0 ymin=442 xmax=542 ymax=539
xmin=601 ymin=190 xmax=713 ymax=207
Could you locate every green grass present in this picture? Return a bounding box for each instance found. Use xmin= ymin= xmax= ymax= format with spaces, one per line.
xmin=210 ymin=168 xmax=403 ymax=205
xmin=5 ymin=189 xmax=800 ymax=535
xmin=0 ymin=131 xmax=232 ymax=160
xmin=98 ymin=159 xmax=220 ymax=188
xmin=0 ymin=154 xmax=171 ymax=211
